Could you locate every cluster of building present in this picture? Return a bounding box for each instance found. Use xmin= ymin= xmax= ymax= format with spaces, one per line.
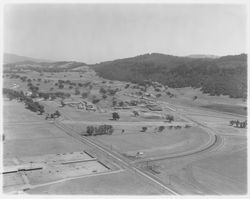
xmin=63 ymin=100 xmax=96 ymax=111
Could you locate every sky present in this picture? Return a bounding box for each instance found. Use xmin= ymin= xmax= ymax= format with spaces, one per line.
xmin=4 ymin=4 xmax=247 ymax=64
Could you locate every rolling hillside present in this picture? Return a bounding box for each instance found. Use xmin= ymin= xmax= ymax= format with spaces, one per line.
xmin=93 ymin=53 xmax=247 ymax=98
xmin=4 ymin=53 xmax=53 ymax=64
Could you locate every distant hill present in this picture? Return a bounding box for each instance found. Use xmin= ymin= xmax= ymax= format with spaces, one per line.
xmin=93 ymin=53 xmax=247 ymax=98
xmin=4 ymin=53 xmax=53 ymax=64
xmin=3 ymin=53 xmax=88 ymax=72
xmin=4 ymin=60 xmax=88 ymax=72
xmin=187 ymin=54 xmax=219 ymax=59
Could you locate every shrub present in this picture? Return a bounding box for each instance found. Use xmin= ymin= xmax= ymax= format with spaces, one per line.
xmin=75 ymin=88 xmax=80 ymax=95
xmin=112 ymin=100 xmax=117 ymax=107
xmin=92 ymin=98 xmax=100 ymax=104
xmin=81 ymin=92 xmax=88 ymax=99
xmin=141 ymin=127 xmax=147 ymax=132
xmin=165 ymin=114 xmax=174 ymax=122
xmin=59 ymin=84 xmax=64 ymax=89
xmin=112 ymin=112 xmax=120 ymax=120
xmin=119 ymin=101 xmax=124 ymax=107
xmin=158 ymin=126 xmax=165 ymax=132
xmin=86 ymin=126 xmax=95 ymax=136
xmin=100 ymin=87 xmax=107 ymax=94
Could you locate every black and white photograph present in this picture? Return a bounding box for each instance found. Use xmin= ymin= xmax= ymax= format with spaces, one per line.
xmin=1 ymin=1 xmax=248 ymax=196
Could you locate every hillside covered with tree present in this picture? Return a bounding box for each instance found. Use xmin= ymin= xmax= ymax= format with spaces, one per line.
xmin=93 ymin=53 xmax=247 ymax=98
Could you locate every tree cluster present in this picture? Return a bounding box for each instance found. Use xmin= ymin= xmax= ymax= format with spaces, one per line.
xmin=84 ymin=125 xmax=114 ymax=136
xmin=3 ymin=88 xmax=45 ymax=114
xmin=229 ymin=120 xmax=247 ymax=128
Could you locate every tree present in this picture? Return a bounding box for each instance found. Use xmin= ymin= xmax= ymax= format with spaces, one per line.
xmin=158 ymin=126 xmax=165 ymax=132
xmin=38 ymin=105 xmax=45 ymax=115
xmin=112 ymin=112 xmax=120 ymax=120
xmin=81 ymin=92 xmax=88 ymax=99
xmin=119 ymin=101 xmax=124 ymax=107
xmin=86 ymin=126 xmax=95 ymax=136
xmin=141 ymin=127 xmax=147 ymax=132
xmin=229 ymin=120 xmax=235 ymax=126
xmin=100 ymin=87 xmax=107 ymax=94
xmin=235 ymin=120 xmax=240 ymax=128
xmin=112 ymin=100 xmax=117 ymax=107
xmin=156 ymin=93 xmax=161 ymax=98
xmin=165 ymin=114 xmax=174 ymax=122
xmin=193 ymin=96 xmax=198 ymax=101
xmin=61 ymin=100 xmax=65 ymax=107
xmin=133 ymin=111 xmax=139 ymax=117
xmin=54 ymin=110 xmax=61 ymax=117
xmin=75 ymin=88 xmax=80 ymax=95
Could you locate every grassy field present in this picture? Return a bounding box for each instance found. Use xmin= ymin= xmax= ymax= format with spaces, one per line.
xmin=3 ymin=100 xmax=43 ymax=123
xmin=201 ymin=104 xmax=247 ymax=116
xmin=27 ymin=170 xmax=165 ymax=194
xmin=93 ymin=127 xmax=210 ymax=158
xmin=191 ymin=145 xmax=247 ymax=194
xmin=3 ymin=99 xmax=88 ymax=159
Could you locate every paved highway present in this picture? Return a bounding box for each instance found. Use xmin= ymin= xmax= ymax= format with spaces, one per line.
xmin=54 ymin=120 xmax=179 ymax=195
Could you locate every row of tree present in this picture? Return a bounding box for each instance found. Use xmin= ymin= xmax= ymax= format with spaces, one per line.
xmin=3 ymin=88 xmax=45 ymax=114
xmin=83 ymin=125 xmax=114 ymax=136
xmin=229 ymin=120 xmax=247 ymax=128
xmin=45 ymin=110 xmax=61 ymax=120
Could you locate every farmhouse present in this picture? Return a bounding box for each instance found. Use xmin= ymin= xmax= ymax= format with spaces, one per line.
xmin=146 ymin=104 xmax=163 ymax=111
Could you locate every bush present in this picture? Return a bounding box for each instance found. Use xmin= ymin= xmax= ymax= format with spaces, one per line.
xmin=166 ymin=114 xmax=174 ymax=122
xmin=119 ymin=101 xmax=124 ymax=107
xmin=81 ymin=92 xmax=88 ymax=98
xmin=112 ymin=112 xmax=120 ymax=120
xmin=100 ymin=87 xmax=107 ymax=94
xmin=75 ymin=88 xmax=80 ymax=95
xmin=86 ymin=126 xmax=95 ymax=136
xmin=112 ymin=100 xmax=117 ymax=107
xmin=92 ymin=98 xmax=100 ymax=104
xmin=141 ymin=127 xmax=147 ymax=132
xmin=158 ymin=126 xmax=165 ymax=132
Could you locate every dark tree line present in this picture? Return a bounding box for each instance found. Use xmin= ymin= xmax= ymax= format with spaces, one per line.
xmin=3 ymin=88 xmax=45 ymax=114
xmin=83 ymin=125 xmax=114 ymax=136
xmin=229 ymin=120 xmax=247 ymax=128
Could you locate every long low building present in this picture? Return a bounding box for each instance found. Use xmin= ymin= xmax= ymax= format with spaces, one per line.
xmin=146 ymin=104 xmax=163 ymax=111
